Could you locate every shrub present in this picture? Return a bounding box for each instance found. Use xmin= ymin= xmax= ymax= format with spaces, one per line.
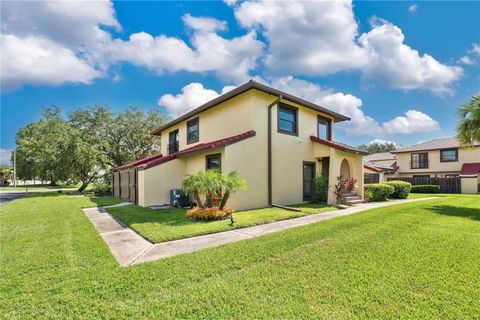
xmin=385 ymin=181 xmax=412 ymax=199
xmin=91 ymin=182 xmax=111 ymax=196
xmin=410 ymin=185 xmax=440 ymax=193
xmin=312 ymin=175 xmax=329 ymax=202
xmin=187 ymin=207 xmax=234 ymax=221
xmin=364 ymin=183 xmax=394 ymax=202
xmin=335 ymin=177 xmax=358 ymax=203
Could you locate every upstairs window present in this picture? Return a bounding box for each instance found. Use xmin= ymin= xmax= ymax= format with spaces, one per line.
xmin=186 ymin=117 xmax=199 ymax=144
xmin=317 ymin=115 xmax=332 ymax=140
xmin=168 ymin=129 xmax=179 ymax=154
xmin=411 ymin=153 xmax=428 ymax=169
xmin=440 ymin=148 xmax=458 ymax=162
xmin=278 ymin=104 xmax=298 ymax=135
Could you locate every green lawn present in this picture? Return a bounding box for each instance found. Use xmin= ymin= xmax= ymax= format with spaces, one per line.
xmin=1 ymin=193 xmax=479 ymax=318
xmin=0 ymin=183 xmax=77 ymax=191
xmin=107 ymin=203 xmax=338 ymax=243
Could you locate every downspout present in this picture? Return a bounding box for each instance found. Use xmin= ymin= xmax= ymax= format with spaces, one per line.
xmin=267 ymin=95 xmax=282 ymax=206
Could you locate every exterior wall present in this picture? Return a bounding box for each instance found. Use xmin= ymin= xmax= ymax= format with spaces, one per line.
xmin=395 ymin=147 xmax=480 ymax=177
xmin=461 ymin=177 xmax=479 ymax=194
xmin=159 ymin=92 xmax=255 ymax=155
xmin=135 ymin=88 xmax=365 ymax=209
xmin=364 ymin=167 xmax=384 ymax=183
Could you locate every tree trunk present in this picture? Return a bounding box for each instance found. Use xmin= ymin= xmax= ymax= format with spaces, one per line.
xmin=193 ymin=190 xmax=204 ymax=208
xmin=77 ymin=181 xmax=90 ymax=192
xmin=219 ymin=191 xmax=230 ymax=210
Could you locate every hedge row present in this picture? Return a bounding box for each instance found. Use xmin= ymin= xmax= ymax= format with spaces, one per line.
xmin=385 ymin=181 xmax=412 ymax=199
xmin=364 ymin=184 xmax=395 ymax=202
xmin=410 ymin=185 xmax=441 ymax=193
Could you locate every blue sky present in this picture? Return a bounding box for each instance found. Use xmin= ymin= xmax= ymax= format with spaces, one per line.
xmin=1 ymin=1 xmax=479 ymax=164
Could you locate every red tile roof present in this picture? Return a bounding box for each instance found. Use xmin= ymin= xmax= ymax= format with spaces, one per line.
xmin=459 ymin=163 xmax=480 ymax=178
xmin=111 ymin=153 xmax=162 ymax=171
xmin=310 ymin=136 xmax=368 ymax=155
xmin=138 ymin=130 xmax=256 ymax=169
xmin=364 ymin=163 xmax=383 ymax=172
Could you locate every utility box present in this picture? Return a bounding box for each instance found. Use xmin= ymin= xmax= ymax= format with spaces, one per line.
xmin=170 ymin=189 xmax=189 ymax=207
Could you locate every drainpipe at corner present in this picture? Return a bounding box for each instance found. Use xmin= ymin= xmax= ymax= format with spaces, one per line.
xmin=267 ymin=95 xmax=282 ymax=206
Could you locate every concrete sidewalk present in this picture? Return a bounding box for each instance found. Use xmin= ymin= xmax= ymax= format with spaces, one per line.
xmin=83 ymin=197 xmax=439 ymax=266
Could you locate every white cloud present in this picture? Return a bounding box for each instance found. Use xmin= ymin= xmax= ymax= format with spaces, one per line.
xmin=234 ymin=0 xmax=368 ymax=75
xmin=1 ymin=34 xmax=101 ymax=91
xmin=1 ymin=1 xmax=264 ymax=90
xmin=0 ymin=149 xmax=13 ymax=166
xmin=382 ymin=110 xmax=440 ymax=134
xmin=224 ymin=0 xmax=237 ymax=6
xmin=359 ymin=18 xmax=463 ymax=95
xmin=471 ymin=43 xmax=480 ymax=56
xmin=182 ymin=14 xmax=227 ymax=32
xmin=408 ymin=4 xmax=418 ymax=14
xmin=233 ymin=1 xmax=462 ymax=94
xmin=158 ymin=83 xmax=222 ymax=118
xmin=459 ymin=56 xmax=475 ymax=65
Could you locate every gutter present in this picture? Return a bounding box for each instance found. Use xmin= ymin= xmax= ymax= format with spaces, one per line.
xmin=267 ymin=95 xmax=282 ymax=206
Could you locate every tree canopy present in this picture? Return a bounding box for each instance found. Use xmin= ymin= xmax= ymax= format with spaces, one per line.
xmin=457 ymin=95 xmax=480 ymax=146
xmin=14 ymin=106 xmax=166 ymax=190
xmin=358 ymin=141 xmax=399 ymax=154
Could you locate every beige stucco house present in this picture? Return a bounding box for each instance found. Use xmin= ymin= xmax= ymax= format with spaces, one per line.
xmin=365 ymin=138 xmax=480 ymax=194
xmin=112 ymin=80 xmax=366 ymax=210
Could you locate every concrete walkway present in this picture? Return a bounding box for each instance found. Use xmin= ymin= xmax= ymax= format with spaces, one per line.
xmin=83 ymin=197 xmax=439 ymax=266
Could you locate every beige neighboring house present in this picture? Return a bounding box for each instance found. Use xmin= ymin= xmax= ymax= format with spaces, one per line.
xmin=111 ymin=80 xmax=367 ymax=210
xmin=365 ymin=137 xmax=480 ymax=194
xmin=363 ymin=152 xmax=399 ymax=184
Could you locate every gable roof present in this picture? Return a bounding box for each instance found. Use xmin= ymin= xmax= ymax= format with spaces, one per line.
xmin=364 ymin=152 xmax=396 ymax=161
xmin=459 ymin=163 xmax=480 ymax=177
xmin=363 ymin=159 xmax=399 ymax=173
xmin=112 ymin=130 xmax=256 ymax=171
xmin=310 ymin=136 xmax=368 ymax=155
xmin=392 ymin=137 xmax=480 ymax=153
xmin=152 ymin=80 xmax=350 ymax=135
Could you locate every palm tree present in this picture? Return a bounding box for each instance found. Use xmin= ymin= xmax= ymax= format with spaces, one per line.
xmin=219 ymin=171 xmax=247 ymax=210
xmin=181 ymin=172 xmax=205 ymax=208
xmin=457 ymin=96 xmax=480 ymax=146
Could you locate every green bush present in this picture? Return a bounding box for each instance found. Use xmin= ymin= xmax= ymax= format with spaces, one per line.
xmin=91 ymin=183 xmax=112 ymax=196
xmin=410 ymin=185 xmax=440 ymax=193
xmin=385 ymin=181 xmax=412 ymax=199
xmin=364 ymin=184 xmax=394 ymax=202
xmin=312 ymin=175 xmax=329 ymax=202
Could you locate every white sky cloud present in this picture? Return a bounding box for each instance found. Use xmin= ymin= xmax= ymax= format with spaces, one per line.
xmin=233 ymin=1 xmax=462 ymax=94
xmin=408 ymin=4 xmax=418 ymax=14
xmin=382 ymin=110 xmax=440 ymax=134
xmin=459 ymin=56 xmax=475 ymax=65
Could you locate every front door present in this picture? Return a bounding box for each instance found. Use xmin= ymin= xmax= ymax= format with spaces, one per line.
xmin=303 ymin=162 xmax=316 ymax=201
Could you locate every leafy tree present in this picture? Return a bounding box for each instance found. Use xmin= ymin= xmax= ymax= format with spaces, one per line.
xmin=457 ymin=96 xmax=480 ymax=146
xmin=358 ymin=141 xmax=399 ymax=154
xmin=69 ymin=106 xmax=166 ymax=167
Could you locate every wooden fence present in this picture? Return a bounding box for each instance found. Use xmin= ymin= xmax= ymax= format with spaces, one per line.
xmin=386 ymin=177 xmax=461 ymax=193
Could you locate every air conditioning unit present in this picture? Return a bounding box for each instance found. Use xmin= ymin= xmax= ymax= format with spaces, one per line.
xmin=170 ymin=189 xmax=190 ymax=207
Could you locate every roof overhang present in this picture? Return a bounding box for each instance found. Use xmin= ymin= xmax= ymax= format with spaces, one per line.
xmin=310 ymin=136 xmax=368 ymax=155
xmin=152 ymin=80 xmax=350 ymax=136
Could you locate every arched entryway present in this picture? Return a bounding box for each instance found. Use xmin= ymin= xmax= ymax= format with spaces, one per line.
xmin=340 ymin=159 xmax=351 ymax=180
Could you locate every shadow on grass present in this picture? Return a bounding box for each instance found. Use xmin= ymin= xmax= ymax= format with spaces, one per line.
xmin=429 ymin=205 xmax=480 ymax=221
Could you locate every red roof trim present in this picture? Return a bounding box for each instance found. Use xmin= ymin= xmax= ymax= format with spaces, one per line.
xmin=139 ymin=130 xmax=256 ymax=169
xmin=459 ymin=163 xmax=480 ymax=177
xmin=310 ymin=136 xmax=368 ymax=155
xmin=111 ymin=153 xmax=162 ymax=171
xmin=364 ymin=164 xmax=383 ymax=173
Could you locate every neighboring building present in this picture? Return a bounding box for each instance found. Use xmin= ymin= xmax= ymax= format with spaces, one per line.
xmin=363 ymin=138 xmax=480 ymax=193
xmin=112 ymin=80 xmax=367 ymax=210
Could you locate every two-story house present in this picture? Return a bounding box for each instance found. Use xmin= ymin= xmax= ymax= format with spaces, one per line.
xmin=387 ymin=137 xmax=479 ymax=193
xmin=111 ymin=80 xmax=367 ymax=210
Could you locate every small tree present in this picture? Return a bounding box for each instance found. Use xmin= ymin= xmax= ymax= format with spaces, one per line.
xmin=457 ymin=96 xmax=480 ymax=146
xmin=312 ymin=175 xmax=329 ymax=203
xmin=219 ymin=171 xmax=247 ymax=210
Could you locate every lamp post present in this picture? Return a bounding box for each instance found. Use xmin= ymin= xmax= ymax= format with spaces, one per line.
xmin=13 ymin=149 xmax=16 ymax=188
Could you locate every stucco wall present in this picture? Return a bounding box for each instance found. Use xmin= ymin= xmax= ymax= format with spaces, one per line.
xmin=137 ymin=89 xmax=364 ymax=209
xmin=395 ymin=147 xmax=480 ymax=177
xmin=158 ymin=93 xmax=255 ymax=155
xmin=461 ymin=177 xmax=479 ymax=194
